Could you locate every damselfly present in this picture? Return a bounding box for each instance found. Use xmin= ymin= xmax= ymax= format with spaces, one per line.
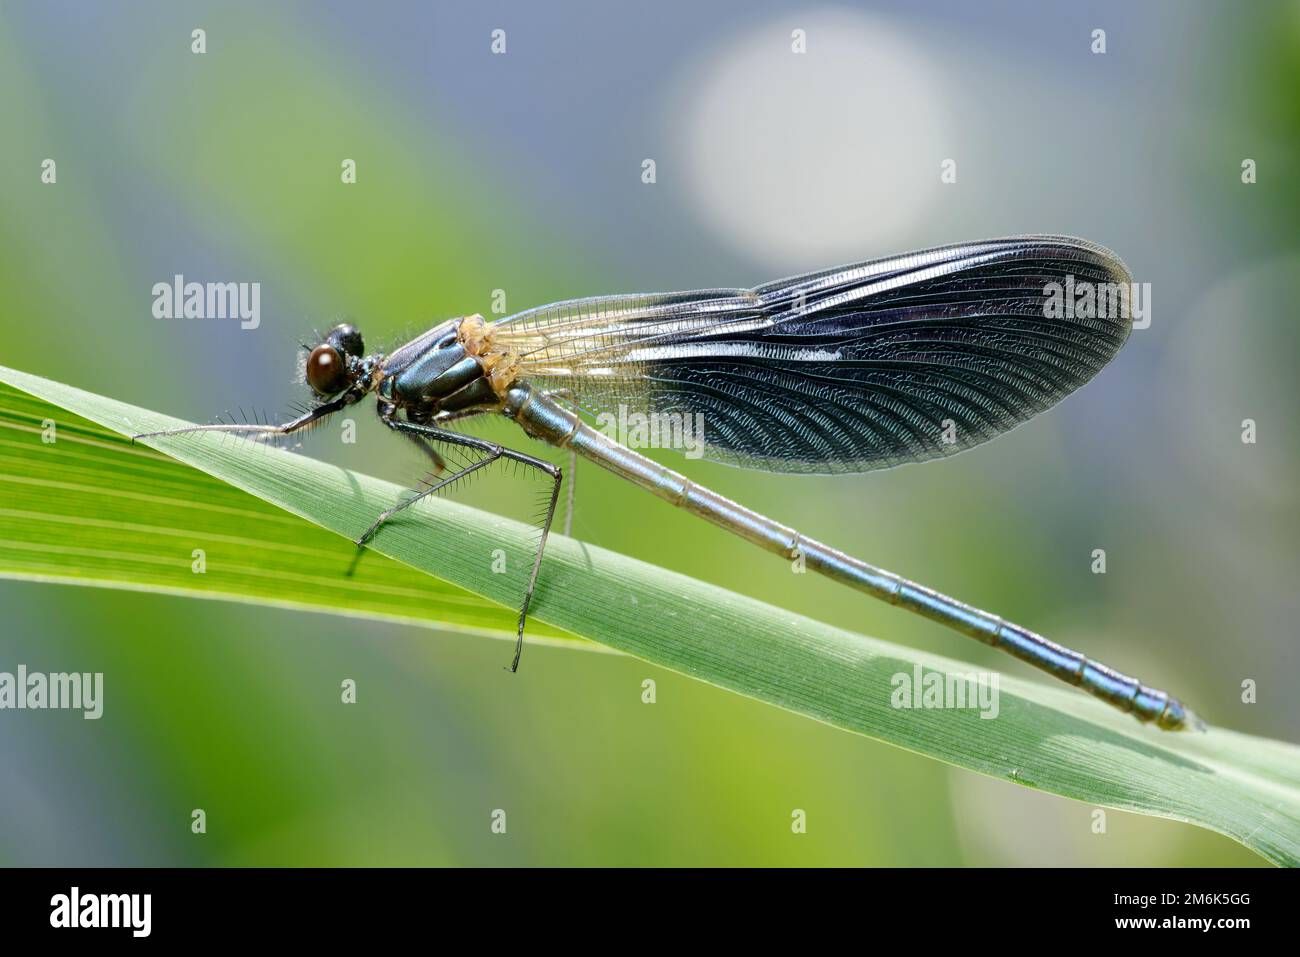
xmin=137 ymin=236 xmax=1199 ymax=731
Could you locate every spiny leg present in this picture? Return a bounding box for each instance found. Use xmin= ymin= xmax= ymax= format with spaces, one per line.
xmin=355 ymin=449 xmax=502 ymax=547
xmin=380 ymin=417 xmax=563 ymax=672
xmin=358 ymin=411 xmax=502 ymax=545
xmin=507 ymin=448 xmax=563 ymax=671
xmin=398 ymin=426 xmax=448 ymax=475
xmin=563 ymin=447 xmax=576 ymax=537
xmin=373 ymin=399 xmax=451 ymax=476
xmin=132 ymin=394 xmax=353 ymax=442
xmin=542 ymin=389 xmax=580 ymax=537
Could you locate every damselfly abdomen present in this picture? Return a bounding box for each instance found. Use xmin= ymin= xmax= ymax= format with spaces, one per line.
xmin=138 ymin=236 xmax=1199 ymax=731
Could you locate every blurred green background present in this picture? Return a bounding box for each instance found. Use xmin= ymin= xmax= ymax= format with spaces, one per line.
xmin=1 ymin=0 xmax=1296 ymax=865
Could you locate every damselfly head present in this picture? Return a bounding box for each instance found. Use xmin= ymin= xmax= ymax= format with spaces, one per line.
xmin=305 ymin=323 xmax=366 ymax=397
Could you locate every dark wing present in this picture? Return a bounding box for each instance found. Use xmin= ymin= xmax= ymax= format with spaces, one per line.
xmin=493 ymin=236 xmax=1134 ymax=473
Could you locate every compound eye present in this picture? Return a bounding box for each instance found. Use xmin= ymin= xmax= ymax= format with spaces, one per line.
xmin=306 ymin=345 xmax=347 ymax=395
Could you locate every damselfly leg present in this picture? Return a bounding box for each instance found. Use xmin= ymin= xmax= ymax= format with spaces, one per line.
xmin=132 ymin=394 xmax=353 ymax=443
xmin=366 ymin=414 xmax=563 ymax=672
xmin=541 ymin=388 xmax=582 ymax=537
xmin=137 ymin=410 xmax=562 ymax=674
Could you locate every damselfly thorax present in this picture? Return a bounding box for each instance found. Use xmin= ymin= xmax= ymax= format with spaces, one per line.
xmin=370 ymin=315 xmax=518 ymax=421
xmin=138 ymin=236 xmax=1200 ymax=731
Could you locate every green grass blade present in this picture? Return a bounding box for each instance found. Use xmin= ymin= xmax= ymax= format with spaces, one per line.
xmin=0 ymin=377 xmax=579 ymax=647
xmin=2 ymin=363 xmax=1297 ymax=866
